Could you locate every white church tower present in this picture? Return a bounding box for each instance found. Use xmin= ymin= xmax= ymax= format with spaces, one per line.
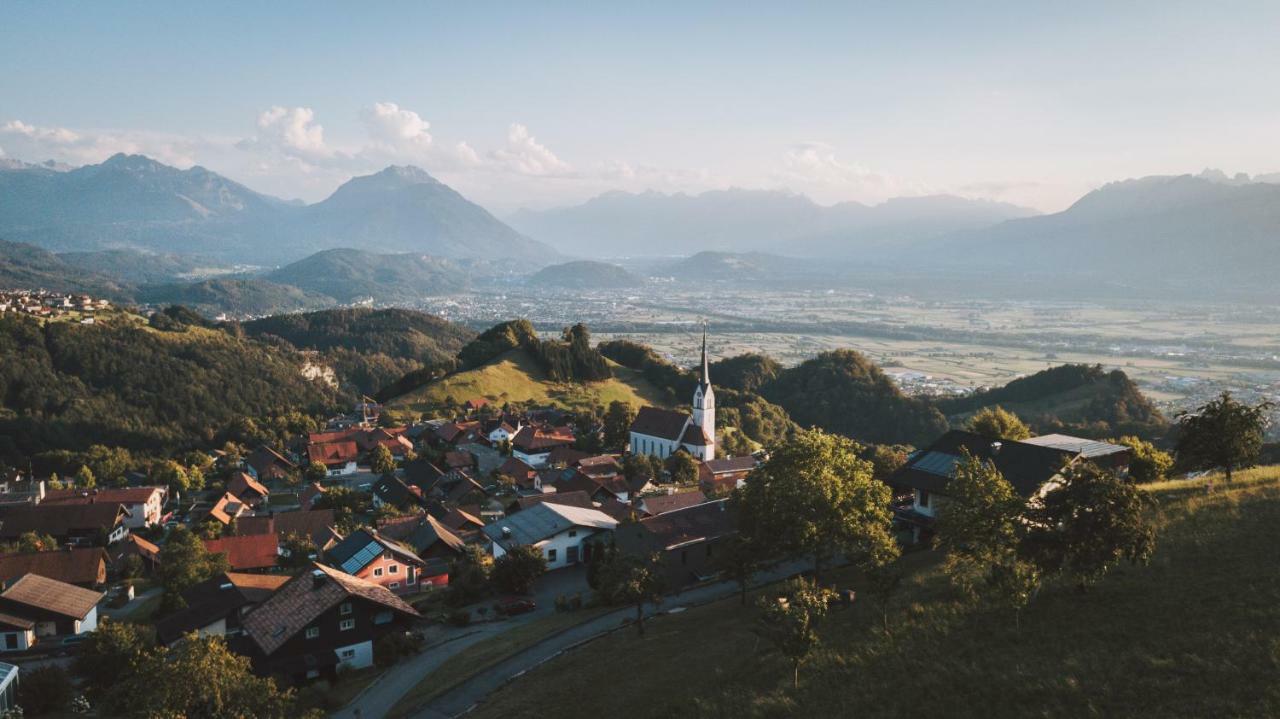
xmin=691 ymin=325 xmax=716 ymax=460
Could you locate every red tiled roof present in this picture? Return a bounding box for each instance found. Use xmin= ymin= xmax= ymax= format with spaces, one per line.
xmin=205 ymin=533 xmax=279 ymax=571
xmin=43 ymin=486 xmax=164 ymax=506
xmin=308 ymin=441 xmax=359 ymax=466
xmin=513 ymin=426 xmax=576 ymax=452
xmin=227 ymin=472 xmax=269 ymax=502
xmin=0 ymin=548 xmax=107 ymax=586
xmin=242 ymin=563 xmax=419 ymax=656
xmin=640 ymin=490 xmax=707 ymax=516
xmin=209 ymin=492 xmax=246 ymax=525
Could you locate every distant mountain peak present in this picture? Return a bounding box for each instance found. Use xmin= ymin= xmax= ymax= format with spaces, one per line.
xmin=375 ymin=165 xmax=440 ymax=184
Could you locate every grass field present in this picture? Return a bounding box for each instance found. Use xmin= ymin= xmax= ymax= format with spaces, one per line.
xmin=470 ymin=469 xmax=1280 ymax=719
xmin=389 ymin=348 xmax=671 ymax=412
xmin=388 ymin=608 xmax=614 ymax=718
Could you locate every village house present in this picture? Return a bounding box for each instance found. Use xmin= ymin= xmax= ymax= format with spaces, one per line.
xmin=207 ymin=491 xmax=251 ymax=526
xmin=326 ymin=528 xmax=429 ymax=594
xmin=111 ymin=534 xmax=162 ymax=576
xmin=245 ymin=445 xmax=297 ymax=483
xmin=0 ymin=503 xmax=130 ymax=545
xmin=226 ymin=472 xmax=270 ymax=508
xmin=371 ymin=474 xmax=424 ymax=511
xmin=511 ymin=425 xmax=577 ymax=468
xmin=237 ymin=563 xmax=419 ymax=683
xmin=0 ymin=548 xmax=108 ymax=588
xmin=614 ymin=498 xmax=735 ymax=590
xmin=482 ymin=502 xmax=617 ymax=570
xmin=697 ymin=456 xmax=759 ymax=496
xmin=155 ymin=572 xmax=291 ymax=645
xmin=234 ymin=509 xmax=341 ymax=552
xmin=205 ymin=533 xmax=280 ymax=572
xmin=629 ymin=330 xmax=716 ymax=461
xmin=42 ymin=486 xmax=169 ymax=529
xmin=308 ymin=440 xmax=360 ymax=476
xmin=0 ymin=574 xmax=104 ymax=645
xmin=889 ymin=430 xmax=1133 ymax=544
xmin=635 ymin=489 xmax=708 ymax=517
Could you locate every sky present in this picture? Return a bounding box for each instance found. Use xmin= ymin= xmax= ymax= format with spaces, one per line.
xmin=2 ymin=1 xmax=1279 ymax=214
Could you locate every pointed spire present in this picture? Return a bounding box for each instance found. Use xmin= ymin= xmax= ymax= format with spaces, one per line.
xmin=701 ymin=321 xmax=710 ymax=386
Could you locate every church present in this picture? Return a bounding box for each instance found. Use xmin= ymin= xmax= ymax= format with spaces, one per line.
xmin=628 ymin=329 xmax=716 ymax=461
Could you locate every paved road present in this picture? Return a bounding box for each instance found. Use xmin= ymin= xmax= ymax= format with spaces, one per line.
xmin=408 ymin=559 xmax=812 ymax=719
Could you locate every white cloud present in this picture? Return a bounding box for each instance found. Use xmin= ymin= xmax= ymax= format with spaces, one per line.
xmin=490 ymin=123 xmax=572 ymax=176
xmin=248 ymin=106 xmax=331 ymax=159
xmin=773 ymin=141 xmax=927 ymax=204
xmin=363 ymin=102 xmax=433 ymax=153
xmin=0 ymin=119 xmax=200 ymax=168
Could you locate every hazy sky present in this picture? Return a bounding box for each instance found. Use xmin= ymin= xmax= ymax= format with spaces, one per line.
xmin=2 ymin=1 xmax=1278 ymax=213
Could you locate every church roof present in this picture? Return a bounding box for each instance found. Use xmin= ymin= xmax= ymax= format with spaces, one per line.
xmin=630 ymin=407 xmax=690 ymax=441
xmin=681 ymin=424 xmax=712 ymax=446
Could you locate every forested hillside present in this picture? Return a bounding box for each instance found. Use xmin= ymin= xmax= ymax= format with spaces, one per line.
xmin=0 ymin=312 xmax=339 ymax=462
xmin=762 ymin=349 xmax=950 ymax=446
xmin=937 ymin=364 xmax=1167 ymax=438
xmin=243 ymin=308 xmax=475 ymax=396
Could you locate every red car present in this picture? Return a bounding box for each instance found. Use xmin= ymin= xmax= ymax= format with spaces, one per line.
xmin=495 ymin=597 xmax=537 ymax=616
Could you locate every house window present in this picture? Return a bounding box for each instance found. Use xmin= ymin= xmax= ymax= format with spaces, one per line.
xmin=373 ymin=568 xmax=384 ymax=577
xmin=389 ymin=582 xmax=400 ymax=589
xmin=919 ymin=490 xmax=930 ymax=508
xmin=547 ymin=548 xmax=557 ymax=562
xmin=305 ymin=627 xmax=319 ymax=639
xmin=389 ymin=564 xmax=398 ymax=574
xmin=568 ymin=530 xmax=577 ymax=538
xmin=306 ymin=669 xmax=321 ymax=679
xmin=340 ymin=602 xmax=352 ymax=616
xmin=340 ymin=619 xmax=355 ymax=631
xmin=374 ymin=610 xmax=393 ymax=625
xmin=339 ymin=649 xmax=356 ymax=659
xmin=383 ymin=552 xmax=392 ymax=560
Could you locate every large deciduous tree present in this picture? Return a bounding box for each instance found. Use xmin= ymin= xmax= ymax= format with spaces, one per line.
xmin=967 ymin=406 xmax=1032 ymax=441
xmin=491 ymin=544 xmax=548 ymax=595
xmin=735 ymin=429 xmax=898 ymax=582
xmin=936 ymin=450 xmax=1025 ymax=599
xmin=602 ymin=400 xmax=637 ymax=451
xmin=1115 ymin=435 xmax=1173 ymax=484
xmin=369 ymin=443 xmax=396 ymax=475
xmin=596 ymin=551 xmax=666 ymax=635
xmin=1175 ymin=391 xmax=1273 ymax=488
xmin=158 ymin=525 xmax=230 ymax=612
xmin=1025 ymin=462 xmax=1156 ymax=590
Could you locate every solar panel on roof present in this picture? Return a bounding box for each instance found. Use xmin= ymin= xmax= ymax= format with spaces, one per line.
xmin=914 ymin=451 xmax=959 ymax=477
xmin=341 ymin=541 xmax=381 ymax=574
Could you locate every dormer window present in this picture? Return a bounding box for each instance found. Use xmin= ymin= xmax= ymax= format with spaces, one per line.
xmin=340 ymin=601 xmax=352 ymax=616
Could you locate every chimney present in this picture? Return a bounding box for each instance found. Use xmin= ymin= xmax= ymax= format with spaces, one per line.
xmin=311 ymin=568 xmax=326 ymax=589
xmin=501 ymin=526 xmax=512 ymax=539
xmin=990 ymin=441 xmax=1003 ymax=456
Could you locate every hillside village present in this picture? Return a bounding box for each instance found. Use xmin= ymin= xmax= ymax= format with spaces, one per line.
xmin=0 ymin=299 xmax=1271 ymax=718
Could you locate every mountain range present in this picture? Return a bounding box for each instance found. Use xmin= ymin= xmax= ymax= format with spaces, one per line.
xmin=507 ymin=188 xmax=1039 ymax=258
xmin=0 ymin=154 xmax=555 ymax=265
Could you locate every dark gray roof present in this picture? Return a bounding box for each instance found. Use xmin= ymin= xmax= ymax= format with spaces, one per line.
xmin=629 ymin=407 xmax=690 ymax=441
xmin=889 ymin=430 xmax=1078 ymax=498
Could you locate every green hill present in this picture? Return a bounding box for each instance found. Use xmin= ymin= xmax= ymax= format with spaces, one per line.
xmin=265 ymin=247 xmax=469 ymax=303
xmin=0 ymin=311 xmax=340 ymax=461
xmin=762 ymin=349 xmax=949 ymax=446
xmin=527 ymin=260 xmax=642 ymax=289
xmin=137 ymin=277 xmax=333 ymax=317
xmin=0 ymin=239 xmax=134 ymax=300
xmin=388 ymin=347 xmax=668 ymax=413
xmin=937 ymin=364 xmax=1167 ymax=438
xmin=469 ymin=468 xmax=1280 ymax=719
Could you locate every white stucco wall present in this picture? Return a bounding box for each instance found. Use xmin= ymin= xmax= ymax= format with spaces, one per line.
xmin=336 ymin=639 xmax=374 ymax=670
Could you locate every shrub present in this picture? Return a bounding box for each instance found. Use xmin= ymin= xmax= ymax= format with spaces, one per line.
xmin=20 ymin=665 xmax=73 ymax=715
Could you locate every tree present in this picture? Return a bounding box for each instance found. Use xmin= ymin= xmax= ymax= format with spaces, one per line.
xmin=602 ymin=401 xmax=637 ymax=451
xmin=75 ymin=464 xmax=96 ymax=489
xmin=158 ymin=525 xmax=230 ymax=612
xmin=756 ymin=577 xmax=835 ymax=689
xmin=82 ymin=444 xmax=133 ymax=486
xmin=665 ymin=450 xmax=699 ymax=486
xmin=74 ymin=619 xmax=155 ymax=702
xmin=1025 ymin=462 xmax=1156 ymax=590
xmin=18 ymin=664 xmax=73 ymax=715
xmin=151 ymin=459 xmax=192 ymax=495
xmin=312 ymin=486 xmax=369 ymax=535
xmin=447 ymin=545 xmax=491 ymax=607
xmin=862 ymin=562 xmax=903 ymax=635
xmin=715 ymin=534 xmax=769 ymax=606
xmin=990 ymin=558 xmax=1041 ymax=632
xmin=735 ymin=429 xmax=898 ymax=582
xmin=1115 ymin=435 xmax=1173 ymax=483
xmin=967 ymin=406 xmax=1032 ymax=441
xmin=279 ymin=532 xmax=317 ymax=570
xmin=369 ymin=444 xmax=396 ymax=475
xmin=596 ymin=552 xmax=666 ymax=635
xmin=305 ymin=460 xmax=328 ymax=483
xmin=1175 ymin=392 xmax=1273 ymax=488
xmin=110 ymin=634 xmax=309 ymax=718
xmin=491 ymin=544 xmax=548 ymax=595
xmin=15 ymin=531 xmax=58 ymax=552
xmin=936 ymin=450 xmax=1025 ymax=600
xmin=866 ymin=443 xmax=911 ymax=483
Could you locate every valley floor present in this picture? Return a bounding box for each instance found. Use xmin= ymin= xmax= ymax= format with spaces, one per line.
xmin=467 ymin=469 xmax=1280 ymax=719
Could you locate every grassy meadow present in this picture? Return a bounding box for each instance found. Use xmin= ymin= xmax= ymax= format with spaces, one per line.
xmin=469 ymin=469 xmax=1280 ymax=719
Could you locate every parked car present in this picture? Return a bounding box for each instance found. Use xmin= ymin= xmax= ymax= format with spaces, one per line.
xmin=495 ymin=597 xmax=536 ymax=616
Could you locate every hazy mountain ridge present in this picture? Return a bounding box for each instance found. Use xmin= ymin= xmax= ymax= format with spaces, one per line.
xmin=265 ymin=247 xmax=470 ymax=304
xmin=527 ymin=260 xmax=642 ymax=288
xmin=508 ymin=188 xmax=1037 ymax=258
xmin=0 ymin=154 xmax=555 ymax=265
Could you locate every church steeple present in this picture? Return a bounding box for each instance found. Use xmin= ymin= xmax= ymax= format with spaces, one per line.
xmin=691 ymin=322 xmax=716 ymax=460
